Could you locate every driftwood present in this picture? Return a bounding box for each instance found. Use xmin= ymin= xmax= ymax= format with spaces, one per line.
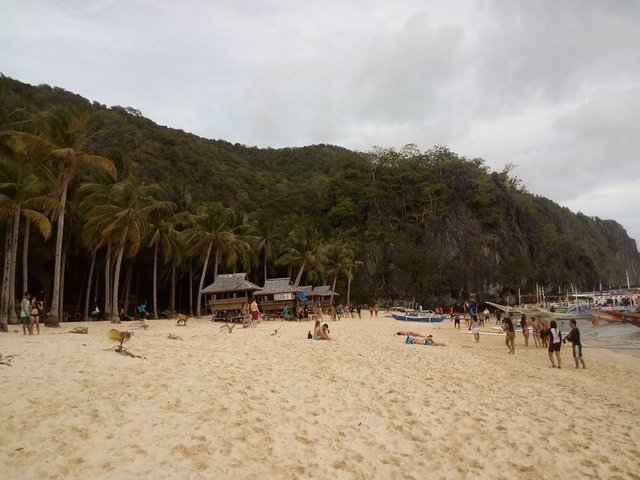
xmin=167 ymin=333 xmax=183 ymax=341
xmin=133 ymin=322 xmax=149 ymax=330
xmin=69 ymin=327 xmax=88 ymax=334
xmin=220 ymin=323 xmax=236 ymax=334
xmin=270 ymin=329 xmax=279 ymax=336
xmin=0 ymin=353 xmax=15 ymax=366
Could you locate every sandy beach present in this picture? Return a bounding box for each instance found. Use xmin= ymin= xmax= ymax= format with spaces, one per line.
xmin=1 ymin=315 xmax=639 ymax=479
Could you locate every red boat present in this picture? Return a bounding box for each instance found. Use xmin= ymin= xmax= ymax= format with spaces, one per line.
xmin=601 ymin=310 xmax=640 ymax=328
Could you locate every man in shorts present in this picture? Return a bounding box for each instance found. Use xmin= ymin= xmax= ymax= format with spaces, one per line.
xmin=250 ymin=297 xmax=260 ymax=324
xmin=563 ymin=319 xmax=586 ymax=369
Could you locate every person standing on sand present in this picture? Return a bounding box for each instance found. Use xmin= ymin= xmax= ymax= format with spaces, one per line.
xmin=374 ymin=303 xmax=379 ymax=317
xmin=20 ymin=291 xmax=31 ymax=334
xmin=369 ymin=304 xmax=374 ymax=318
xmin=504 ymin=316 xmax=515 ymax=354
xmin=471 ymin=314 xmax=480 ymax=343
xmin=563 ymin=319 xmax=586 ymax=369
xmin=495 ymin=310 xmax=502 ymax=325
xmin=356 ymin=305 xmax=361 ymax=318
xmin=454 ymin=312 xmax=461 ymax=330
xmin=545 ymin=320 xmax=562 ymax=368
xmin=482 ymin=307 xmax=490 ymax=327
xmin=520 ymin=314 xmax=529 ymax=347
xmin=532 ymin=316 xmax=541 ymax=348
xmin=30 ymin=296 xmax=42 ymax=335
xmin=250 ymin=298 xmax=260 ymax=324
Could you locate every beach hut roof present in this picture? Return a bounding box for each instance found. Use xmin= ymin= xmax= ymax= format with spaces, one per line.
xmin=255 ymin=277 xmax=296 ymax=296
xmin=200 ymin=273 xmax=261 ymax=294
xmin=298 ymin=285 xmax=338 ymax=297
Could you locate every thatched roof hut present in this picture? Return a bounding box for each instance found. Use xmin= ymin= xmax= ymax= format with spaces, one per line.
xmin=201 ymin=273 xmax=260 ymax=313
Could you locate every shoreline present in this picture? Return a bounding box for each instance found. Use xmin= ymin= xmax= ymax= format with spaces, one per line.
xmin=2 ymin=315 xmax=639 ymax=479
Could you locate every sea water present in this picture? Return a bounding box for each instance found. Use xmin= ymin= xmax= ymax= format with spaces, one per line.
xmin=556 ymin=319 xmax=640 ymax=357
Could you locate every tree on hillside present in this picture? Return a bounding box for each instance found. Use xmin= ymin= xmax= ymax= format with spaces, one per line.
xmin=42 ymin=107 xmax=116 ymax=326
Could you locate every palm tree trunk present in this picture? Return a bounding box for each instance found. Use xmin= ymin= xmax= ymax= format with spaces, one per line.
xmin=347 ymin=267 xmax=352 ymax=305
xmin=189 ymin=260 xmax=193 ymax=316
xmin=59 ymin=248 xmax=66 ymax=321
xmin=170 ymin=260 xmax=176 ymax=312
xmin=152 ymin=238 xmax=159 ymax=319
xmin=196 ymin=241 xmax=213 ymax=318
xmin=213 ymin=249 xmax=220 ymax=280
xmin=330 ymin=274 xmax=338 ymax=306
xmin=0 ymin=219 xmax=12 ymax=330
xmin=49 ymin=182 xmax=68 ymax=327
xmin=104 ymin=242 xmax=112 ymax=318
xmin=9 ymin=209 xmax=21 ymax=320
xmin=263 ymin=253 xmax=268 ymax=284
xmin=22 ymin=219 xmax=30 ymax=294
xmin=84 ymin=250 xmax=96 ymax=321
xmin=123 ymin=263 xmax=132 ymax=316
xmin=293 ymin=258 xmax=308 ymax=287
xmin=111 ymin=226 xmax=129 ymax=323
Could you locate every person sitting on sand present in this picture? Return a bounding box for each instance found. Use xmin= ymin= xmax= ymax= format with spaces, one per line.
xmin=312 ymin=321 xmax=331 ymax=340
xmin=563 ymin=319 xmax=586 ymax=369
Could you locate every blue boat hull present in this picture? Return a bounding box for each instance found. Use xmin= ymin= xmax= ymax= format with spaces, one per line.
xmin=391 ymin=313 xmax=448 ymax=323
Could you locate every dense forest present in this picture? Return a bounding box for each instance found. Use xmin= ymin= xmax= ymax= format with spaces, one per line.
xmin=1 ymin=75 xmax=638 ymax=328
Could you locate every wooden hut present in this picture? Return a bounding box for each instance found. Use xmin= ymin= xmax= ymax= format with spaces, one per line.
xmin=254 ymin=278 xmax=297 ymax=314
xmin=299 ymin=285 xmax=338 ymax=308
xmin=201 ymin=273 xmax=260 ymax=314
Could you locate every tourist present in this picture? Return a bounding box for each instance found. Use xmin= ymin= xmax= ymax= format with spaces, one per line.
xmin=464 ymin=312 xmax=471 ymax=329
xmin=30 ymin=296 xmax=42 ymax=335
xmin=89 ymin=303 xmax=100 ymax=321
xmin=563 ymin=319 xmax=586 ymax=369
xmin=471 ymin=314 xmax=480 ymax=343
xmin=495 ymin=310 xmax=502 ymax=325
xmin=374 ymin=303 xmax=379 ymax=317
xmin=483 ymin=307 xmax=490 ymax=327
xmin=20 ymin=291 xmax=31 ymax=335
xmin=250 ymin=297 xmax=260 ymax=324
xmin=532 ymin=316 xmax=541 ymax=348
xmin=504 ymin=316 xmax=515 ymax=354
xmin=369 ymin=304 xmax=374 ymax=318
xmin=356 ymin=305 xmax=361 ymax=318
xmin=404 ymin=335 xmax=445 ymax=346
xmin=454 ymin=312 xmax=461 ymax=330
xmin=520 ymin=314 xmax=529 ymax=347
xmin=544 ymin=320 xmax=562 ymax=368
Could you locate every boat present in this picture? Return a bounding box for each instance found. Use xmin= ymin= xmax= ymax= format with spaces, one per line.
xmin=485 ymin=302 xmax=538 ymax=316
xmin=599 ymin=310 xmax=640 ymax=328
xmin=391 ymin=310 xmax=448 ymax=323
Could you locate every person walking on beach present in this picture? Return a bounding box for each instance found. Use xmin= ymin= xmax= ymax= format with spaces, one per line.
xmin=495 ymin=310 xmax=502 ymax=325
xmin=532 ymin=316 xmax=541 ymax=348
xmin=471 ymin=314 xmax=480 ymax=343
xmin=250 ymin=297 xmax=260 ymax=324
xmin=545 ymin=320 xmax=562 ymax=368
xmin=20 ymin=291 xmax=31 ymax=334
xmin=454 ymin=312 xmax=461 ymax=330
xmin=563 ymin=319 xmax=586 ymax=369
xmin=482 ymin=307 xmax=490 ymax=327
xmin=504 ymin=316 xmax=515 ymax=354
xmin=520 ymin=314 xmax=530 ymax=347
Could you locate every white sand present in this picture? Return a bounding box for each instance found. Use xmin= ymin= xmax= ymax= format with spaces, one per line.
xmin=1 ymin=316 xmax=639 ymax=479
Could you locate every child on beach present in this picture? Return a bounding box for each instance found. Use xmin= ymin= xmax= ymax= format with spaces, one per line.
xmin=471 ymin=314 xmax=480 ymax=343
xmin=545 ymin=320 xmax=562 ymax=368
xmin=563 ymin=319 xmax=586 ymax=369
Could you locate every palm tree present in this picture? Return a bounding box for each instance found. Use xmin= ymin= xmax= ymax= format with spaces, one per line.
xmin=252 ymin=217 xmax=282 ymax=285
xmin=0 ymin=153 xmax=51 ymax=328
xmin=278 ymin=225 xmax=319 ymax=287
xmin=81 ymin=177 xmax=171 ymax=322
xmin=180 ymin=202 xmax=238 ymax=318
xmin=319 ymin=242 xmax=358 ymax=306
xmin=148 ymin=212 xmax=182 ymax=319
xmin=42 ymin=107 xmax=116 ymax=326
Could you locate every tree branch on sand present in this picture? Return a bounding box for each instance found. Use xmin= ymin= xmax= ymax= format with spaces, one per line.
xmin=167 ymin=333 xmax=182 ymax=341
xmin=0 ymin=353 xmax=16 ymax=366
xmin=220 ymin=323 xmax=235 ymax=333
xmin=106 ymin=329 xmax=142 ymax=357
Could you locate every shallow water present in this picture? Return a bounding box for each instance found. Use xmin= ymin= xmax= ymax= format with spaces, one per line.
xmin=557 ymin=318 xmax=640 ymax=356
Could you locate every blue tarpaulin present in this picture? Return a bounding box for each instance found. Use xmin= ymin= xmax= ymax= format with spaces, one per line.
xmin=296 ymin=291 xmax=308 ymax=301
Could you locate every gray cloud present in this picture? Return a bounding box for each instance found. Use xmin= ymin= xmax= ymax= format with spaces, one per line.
xmin=1 ymin=0 xmax=639 ymax=243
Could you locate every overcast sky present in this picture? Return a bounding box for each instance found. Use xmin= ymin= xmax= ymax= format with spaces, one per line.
xmin=2 ymin=0 xmax=639 ymax=245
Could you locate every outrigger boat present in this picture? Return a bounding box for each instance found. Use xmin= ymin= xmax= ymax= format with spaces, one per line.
xmin=599 ymin=310 xmax=640 ymax=328
xmin=485 ymin=302 xmax=538 ymax=316
xmin=391 ymin=310 xmax=448 ymax=323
